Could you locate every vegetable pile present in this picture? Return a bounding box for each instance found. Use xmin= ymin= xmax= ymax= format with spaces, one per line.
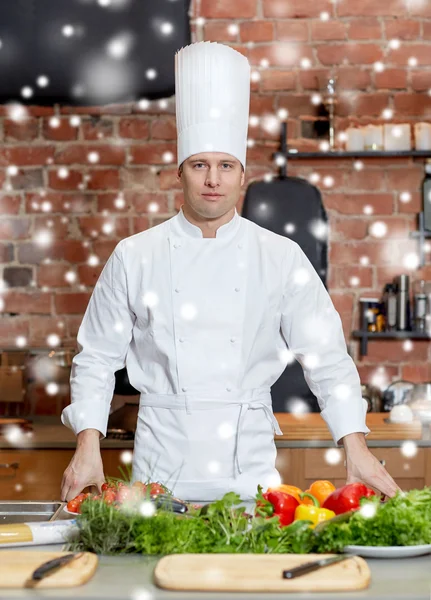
xmin=67 ymin=479 xmax=431 ymax=556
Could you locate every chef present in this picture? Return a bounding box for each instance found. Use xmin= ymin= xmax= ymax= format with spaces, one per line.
xmin=61 ymin=41 xmax=401 ymax=503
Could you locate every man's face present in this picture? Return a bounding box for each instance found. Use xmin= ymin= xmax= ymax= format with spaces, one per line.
xmin=176 ymin=152 xmax=245 ymax=219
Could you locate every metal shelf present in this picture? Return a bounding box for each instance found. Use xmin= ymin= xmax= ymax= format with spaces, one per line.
xmin=275 ymin=150 xmax=431 ymax=160
xmin=352 ymin=330 xmax=431 ymax=356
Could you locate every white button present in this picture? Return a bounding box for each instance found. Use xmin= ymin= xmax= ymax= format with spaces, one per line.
xmin=235 ymin=287 xmax=240 ymax=292
xmin=237 ymin=243 xmax=243 ymax=249
xmin=179 ymin=337 xmax=185 ymax=343
xmin=181 ymin=387 xmax=187 ymax=392
xmin=226 ymin=386 xmax=232 ymax=392
xmin=175 ymin=288 xmax=180 ymax=293
xmin=173 ymin=243 xmax=181 ymax=249
xmin=230 ymin=337 xmax=237 ymax=343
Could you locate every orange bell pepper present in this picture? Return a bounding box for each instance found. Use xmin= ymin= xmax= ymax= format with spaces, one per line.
xmin=301 ymin=480 xmax=335 ymax=506
xmin=267 ymin=484 xmax=302 ymax=503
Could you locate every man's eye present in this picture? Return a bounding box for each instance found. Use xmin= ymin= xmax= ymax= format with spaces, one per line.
xmin=222 ymin=164 xmax=232 ymax=168
xmin=194 ymin=163 xmax=205 ymax=168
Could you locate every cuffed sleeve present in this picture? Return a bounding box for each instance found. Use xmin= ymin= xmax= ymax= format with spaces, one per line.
xmin=280 ymin=240 xmax=370 ymax=446
xmin=61 ymin=241 xmax=136 ymax=438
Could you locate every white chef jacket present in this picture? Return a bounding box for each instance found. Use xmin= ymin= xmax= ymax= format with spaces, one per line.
xmin=61 ymin=207 xmax=369 ymax=502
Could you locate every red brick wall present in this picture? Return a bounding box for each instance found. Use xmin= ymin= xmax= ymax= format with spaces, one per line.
xmin=2 ymin=0 xmax=431 ymax=415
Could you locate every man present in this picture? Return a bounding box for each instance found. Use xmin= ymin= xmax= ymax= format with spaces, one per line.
xmin=61 ymin=41 xmax=400 ymax=503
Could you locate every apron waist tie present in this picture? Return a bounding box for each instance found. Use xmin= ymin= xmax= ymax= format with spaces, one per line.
xmin=235 ymin=403 xmax=283 ymax=477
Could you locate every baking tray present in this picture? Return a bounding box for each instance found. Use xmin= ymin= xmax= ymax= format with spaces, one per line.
xmin=0 ymin=501 xmax=64 ymax=524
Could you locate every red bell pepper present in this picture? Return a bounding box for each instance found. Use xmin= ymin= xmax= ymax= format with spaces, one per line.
xmin=322 ymin=483 xmax=376 ymax=515
xmin=256 ymin=486 xmax=299 ymax=526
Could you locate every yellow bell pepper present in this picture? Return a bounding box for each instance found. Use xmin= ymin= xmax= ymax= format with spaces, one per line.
xmin=294 ymin=492 xmax=335 ymax=528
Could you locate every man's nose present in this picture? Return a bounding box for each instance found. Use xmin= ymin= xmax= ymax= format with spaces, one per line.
xmin=205 ymin=168 xmax=221 ymax=186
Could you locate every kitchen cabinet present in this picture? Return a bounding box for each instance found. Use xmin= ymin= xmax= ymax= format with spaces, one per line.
xmin=276 ymin=447 xmax=431 ymax=492
xmin=0 ymin=449 xmax=127 ymax=501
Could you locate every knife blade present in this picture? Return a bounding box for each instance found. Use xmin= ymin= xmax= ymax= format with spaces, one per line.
xmin=25 ymin=553 xmax=82 ymax=587
xmin=282 ymin=554 xmax=356 ymax=579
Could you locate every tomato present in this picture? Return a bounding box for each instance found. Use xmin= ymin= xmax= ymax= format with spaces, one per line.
xmin=67 ymin=499 xmax=80 ymax=513
xmin=149 ymin=483 xmax=165 ymax=496
xmin=102 ymin=489 xmax=117 ymax=505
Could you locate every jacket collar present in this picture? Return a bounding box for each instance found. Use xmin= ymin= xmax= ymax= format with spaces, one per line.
xmin=171 ymin=206 xmax=241 ymax=240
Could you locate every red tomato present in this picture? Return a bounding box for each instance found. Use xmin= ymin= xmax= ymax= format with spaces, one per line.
xmin=67 ymin=499 xmax=80 ymax=513
xmin=103 ymin=489 xmax=117 ymax=505
xmin=149 ymin=483 xmax=165 ymax=496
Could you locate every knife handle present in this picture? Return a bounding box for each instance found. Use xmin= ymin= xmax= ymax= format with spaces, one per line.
xmin=283 ymin=560 xmax=325 ymax=579
xmin=31 ymin=553 xmax=79 ymax=581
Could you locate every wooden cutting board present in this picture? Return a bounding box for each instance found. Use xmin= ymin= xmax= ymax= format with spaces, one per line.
xmin=0 ymin=551 xmax=98 ymax=588
xmin=154 ymin=553 xmax=371 ymax=592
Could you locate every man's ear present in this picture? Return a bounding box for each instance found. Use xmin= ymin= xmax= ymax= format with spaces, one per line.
xmin=176 ymin=169 xmax=182 ymax=183
xmin=240 ymin=169 xmax=245 ymax=186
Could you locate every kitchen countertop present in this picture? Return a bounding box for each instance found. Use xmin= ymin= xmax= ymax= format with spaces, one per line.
xmin=1 ymin=541 xmax=430 ymax=600
xmin=0 ymin=413 xmax=429 ymax=449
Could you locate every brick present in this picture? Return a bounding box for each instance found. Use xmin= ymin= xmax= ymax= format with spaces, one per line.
xmin=331 ymin=217 xmax=369 ymax=240
xmin=4 ymin=118 xmax=38 ymax=141
xmin=331 ymin=265 xmax=373 ymax=287
xmin=92 ymin=240 xmax=118 ymax=261
xmin=0 ymin=243 xmax=14 ymax=262
xmin=54 ymin=145 xmax=126 ymax=166
xmin=10 ymin=169 xmax=43 ymax=190
xmin=367 ymin=216 xmax=415 ymax=238
xmin=348 ymin=18 xmax=382 ymax=40
xmin=159 ymin=168 xmax=183 ymax=191
xmin=66 ymin=316 xmax=82 ymax=338
xmin=130 ymin=142 xmax=177 ymax=165
xmin=48 ymin=169 xmax=83 ymax=191
xmin=393 ymin=92 xmax=431 ymax=116
xmin=77 ymin=216 xmax=130 ymax=239
xmin=54 ymin=293 xmax=91 ymax=314
xmin=408 ymin=0 xmax=431 ymax=17
xmin=240 ymin=21 xmax=274 ymax=43
xmin=201 ymin=0 xmax=257 ymax=18
xmin=3 ymin=267 xmax=33 ymax=287
xmin=357 ymin=365 xmax=399 ymax=384
xmin=124 ymin=191 xmax=170 ymax=214
xmin=299 ymin=68 xmax=331 ymax=89
xmin=97 ymin=192 xmax=130 ymax=212
xmin=123 ymin=165 xmax=163 ymax=189
xmin=338 ymin=0 xmax=408 ymax=16
xmin=132 ymin=217 xmax=151 ymax=234
xmin=77 ymin=265 xmax=104 ymax=286
xmin=402 ymin=364 xmax=431 ymax=382
xmin=0 ymin=317 xmax=29 ymax=345
xmin=384 ymin=19 xmax=421 ymax=40
xmin=263 ymin=0 xmax=332 ymax=18
xmin=119 ymin=118 xmax=151 ymax=140
xmin=2 ymin=146 xmax=55 ymax=167
xmin=150 ymin=117 xmax=177 ymax=141
xmin=26 ymin=192 xmax=94 ymax=214
xmin=248 ymin=43 xmax=313 ymax=67
xmin=423 ymin=22 xmax=431 ymax=40
xmin=411 ymin=71 xmax=431 ymax=91
xmin=311 ymin=21 xmax=346 ymax=41
xmin=34 ymin=215 xmax=69 ymax=239
xmin=60 ymin=103 xmax=132 ymax=116
xmin=397 ymin=191 xmax=421 ymax=213
xmin=3 ymin=292 xmax=52 ymax=314
xmin=245 ymin=143 xmax=278 ymax=163
xmin=276 ymin=21 xmax=309 ymax=42
xmin=345 ymin=169 xmax=387 ymax=192
xmin=42 ymin=118 xmax=78 ymax=141
xmin=385 ymin=166 xmax=422 ymax=188
xmin=0 ymin=217 xmax=31 ymax=240
xmin=367 ymin=340 xmax=428 ymax=362
xmin=86 ymin=169 xmax=120 ymax=190
xmin=330 ymin=292 xmax=354 ymax=334
xmin=37 ymin=264 xmax=71 ymax=288
xmin=329 ymin=240 xmax=403 ymax=266
xmin=354 ymin=93 xmax=391 ymax=117
xmin=18 ymin=240 xmax=90 ymax=264
xmin=0 ymin=195 xmax=21 ymax=214
xmin=375 ymin=68 xmax=408 ymax=89
xmin=204 ymin=21 xmax=241 ymax=42
xmin=317 ymin=43 xmax=383 ymax=65
xmin=250 ymin=95 xmax=276 ymax=114
xmin=28 ymin=316 xmax=65 ymax=345
xmin=276 ymin=94 xmax=317 ymax=117
xmin=389 ymin=45 xmax=431 ymax=66
xmin=375 ymin=265 xmax=412 ymax=287
xmin=325 ymin=192 xmax=393 ymax=214
xmin=261 ymin=70 xmax=297 ymax=91
xmin=81 ymin=118 xmax=114 ymax=140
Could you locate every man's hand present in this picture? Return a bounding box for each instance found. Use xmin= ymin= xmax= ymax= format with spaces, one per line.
xmin=61 ymin=429 xmax=105 ymax=502
xmin=341 ymin=432 xmax=402 ymax=498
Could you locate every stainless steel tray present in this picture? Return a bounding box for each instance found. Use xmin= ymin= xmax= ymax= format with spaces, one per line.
xmin=0 ymin=501 xmax=63 ymax=524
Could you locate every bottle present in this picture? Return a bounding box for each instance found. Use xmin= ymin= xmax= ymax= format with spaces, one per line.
xmin=413 ymin=279 xmax=428 ymax=332
xmin=383 ymin=283 xmax=397 ymax=331
xmin=423 ymin=159 xmax=431 ymax=231
xmin=395 ymin=274 xmax=410 ymax=331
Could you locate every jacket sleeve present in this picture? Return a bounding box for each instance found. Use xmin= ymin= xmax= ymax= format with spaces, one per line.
xmin=280 ymin=240 xmax=370 ymax=446
xmin=61 ymin=241 xmax=136 ymax=438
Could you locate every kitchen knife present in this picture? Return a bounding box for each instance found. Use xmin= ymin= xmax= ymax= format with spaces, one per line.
xmin=283 ymin=554 xmax=356 ymax=579
xmin=282 ymin=554 xmax=355 ymax=579
xmin=25 ymin=553 xmax=82 ymax=587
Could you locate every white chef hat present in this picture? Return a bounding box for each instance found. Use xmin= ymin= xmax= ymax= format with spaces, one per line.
xmin=175 ymin=41 xmax=251 ymax=170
